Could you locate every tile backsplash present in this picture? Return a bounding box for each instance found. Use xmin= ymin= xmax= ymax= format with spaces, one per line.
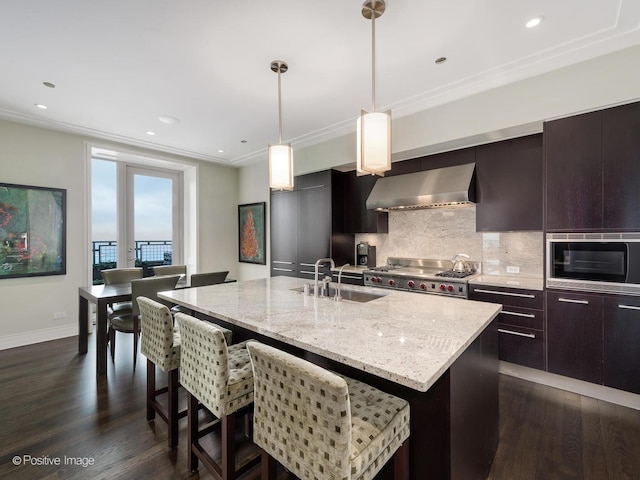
xmin=355 ymin=205 xmax=543 ymax=278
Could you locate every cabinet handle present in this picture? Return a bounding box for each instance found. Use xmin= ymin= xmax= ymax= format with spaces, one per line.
xmin=272 ymin=268 xmax=294 ymax=272
xmin=272 ymin=261 xmax=294 ymax=265
xmin=473 ymin=288 xmax=535 ymax=299
xmin=558 ymin=298 xmax=589 ymax=305
xmin=299 ymin=263 xmax=318 ymax=267
xmin=299 ymin=185 xmax=326 ymax=190
xmin=498 ymin=328 xmax=536 ymax=339
xmin=618 ymin=304 xmax=640 ymax=311
xmin=299 ymin=270 xmax=316 ymax=275
xmin=332 ymin=274 xmax=363 ymax=280
xmin=502 ymin=310 xmax=536 ymax=319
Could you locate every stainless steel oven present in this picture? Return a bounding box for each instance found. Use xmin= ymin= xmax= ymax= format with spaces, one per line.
xmin=546 ymin=233 xmax=640 ymax=295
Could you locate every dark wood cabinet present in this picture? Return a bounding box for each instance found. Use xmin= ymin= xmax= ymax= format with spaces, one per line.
xmin=603 ymin=295 xmax=640 ymax=394
xmin=475 ymin=134 xmax=543 ymax=231
xmin=546 ymin=290 xmax=603 ymax=384
xmin=270 ymin=170 xmax=354 ymax=280
xmin=602 ymin=102 xmax=640 ymax=230
xmin=270 ymin=190 xmax=298 ymax=277
xmin=343 ymin=172 xmax=388 ymax=233
xmin=544 ymin=111 xmax=603 ymax=231
xmin=469 ymin=285 xmax=545 ymax=370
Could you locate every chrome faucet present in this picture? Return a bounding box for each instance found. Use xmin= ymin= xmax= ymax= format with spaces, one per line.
xmin=314 ymin=258 xmax=335 ymax=298
xmin=335 ymin=263 xmax=350 ymax=301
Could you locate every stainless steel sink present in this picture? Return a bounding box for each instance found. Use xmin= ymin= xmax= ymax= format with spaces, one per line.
xmin=291 ymin=286 xmax=386 ymax=303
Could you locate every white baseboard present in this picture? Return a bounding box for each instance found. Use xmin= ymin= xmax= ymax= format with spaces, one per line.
xmin=0 ymin=324 xmax=79 ymax=351
xmin=499 ymin=361 xmax=640 ymax=411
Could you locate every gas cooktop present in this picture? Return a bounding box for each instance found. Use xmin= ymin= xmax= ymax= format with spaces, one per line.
xmin=364 ymin=257 xmax=479 ymax=297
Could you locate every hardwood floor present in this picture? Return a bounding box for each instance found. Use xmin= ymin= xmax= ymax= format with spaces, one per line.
xmin=0 ymin=336 xmax=638 ymax=480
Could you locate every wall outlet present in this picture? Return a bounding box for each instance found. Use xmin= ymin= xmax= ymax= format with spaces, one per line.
xmin=53 ymin=311 xmax=67 ymax=320
xmin=506 ymin=266 xmax=520 ymax=274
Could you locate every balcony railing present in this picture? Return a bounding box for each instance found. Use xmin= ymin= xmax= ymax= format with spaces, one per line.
xmin=92 ymin=240 xmax=172 ymax=284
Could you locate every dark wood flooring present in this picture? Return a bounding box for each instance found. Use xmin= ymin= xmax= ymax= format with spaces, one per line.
xmin=0 ymin=336 xmax=639 ymax=480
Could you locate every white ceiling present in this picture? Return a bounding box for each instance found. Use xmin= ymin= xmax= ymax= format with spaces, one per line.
xmin=1 ymin=0 xmax=639 ymax=167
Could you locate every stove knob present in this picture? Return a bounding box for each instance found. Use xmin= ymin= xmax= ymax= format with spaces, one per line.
xmin=376 ymin=277 xmax=382 ymax=283
xmin=388 ymin=279 xmax=395 ymax=286
xmin=374 ymin=276 xmax=379 ymax=283
xmin=407 ymin=280 xmax=415 ymax=288
xmin=447 ymin=285 xmax=454 ymax=292
xmin=420 ymin=282 xmax=427 ymax=290
xmin=439 ymin=284 xmax=446 ymax=291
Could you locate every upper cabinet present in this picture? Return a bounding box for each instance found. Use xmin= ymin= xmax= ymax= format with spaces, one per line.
xmin=545 ymin=100 xmax=640 ymax=232
xmin=602 ymin=101 xmax=640 ymax=230
xmin=545 ymin=110 xmax=603 ymax=231
xmin=475 ymin=134 xmax=543 ymax=232
xmin=343 ymin=172 xmax=388 ymax=234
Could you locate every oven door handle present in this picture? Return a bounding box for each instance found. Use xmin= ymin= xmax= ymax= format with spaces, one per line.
xmin=558 ymin=298 xmax=589 ymax=305
xmin=618 ymin=304 xmax=640 ymax=311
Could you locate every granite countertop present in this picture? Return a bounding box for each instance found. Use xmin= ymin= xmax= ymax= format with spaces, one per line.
xmin=469 ymin=275 xmax=544 ymax=291
xmin=159 ymin=276 xmax=501 ymax=392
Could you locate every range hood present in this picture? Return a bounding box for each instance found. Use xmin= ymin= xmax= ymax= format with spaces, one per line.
xmin=366 ymin=163 xmax=476 ymax=211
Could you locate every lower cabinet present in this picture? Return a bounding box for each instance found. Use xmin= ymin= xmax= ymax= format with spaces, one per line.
xmin=546 ymin=291 xmax=603 ymax=385
xmin=603 ymin=295 xmax=640 ymax=395
xmin=469 ymin=285 xmax=545 ymax=370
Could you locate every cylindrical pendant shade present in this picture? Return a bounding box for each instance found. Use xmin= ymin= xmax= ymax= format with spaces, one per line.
xmin=269 ymin=144 xmax=294 ymax=191
xmin=357 ymin=110 xmax=391 ymax=176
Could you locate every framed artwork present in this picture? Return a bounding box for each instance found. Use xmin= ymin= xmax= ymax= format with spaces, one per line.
xmin=0 ymin=183 xmax=66 ymax=279
xmin=238 ymin=202 xmax=266 ymax=264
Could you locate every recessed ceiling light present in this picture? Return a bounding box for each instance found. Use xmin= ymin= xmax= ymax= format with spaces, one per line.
xmin=43 ymin=82 xmax=56 ymax=88
xmin=35 ymin=104 xmax=48 ymax=109
xmin=158 ymin=115 xmax=180 ymax=125
xmin=146 ymin=131 xmax=156 ymax=136
xmin=526 ymin=16 xmax=543 ymax=28
xmin=218 ymin=149 xmax=224 ymax=153
xmin=435 ymin=57 xmax=447 ymax=65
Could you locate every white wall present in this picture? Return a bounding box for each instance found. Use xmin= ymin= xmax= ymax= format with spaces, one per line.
xmin=237 ymin=161 xmax=270 ymax=280
xmin=0 ymin=120 xmax=239 ymax=349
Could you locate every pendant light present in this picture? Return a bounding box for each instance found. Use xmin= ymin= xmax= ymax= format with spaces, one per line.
xmin=357 ymin=0 xmax=391 ymax=176
xmin=269 ymin=60 xmax=294 ymax=191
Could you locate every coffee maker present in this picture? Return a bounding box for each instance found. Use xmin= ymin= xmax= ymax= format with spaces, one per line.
xmin=356 ymin=242 xmax=376 ymax=268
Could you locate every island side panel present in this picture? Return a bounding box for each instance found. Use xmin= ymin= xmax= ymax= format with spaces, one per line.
xmin=450 ymin=319 xmax=500 ymax=480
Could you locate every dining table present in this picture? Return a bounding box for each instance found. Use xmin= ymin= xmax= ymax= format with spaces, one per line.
xmin=78 ymin=277 xmax=234 ymax=376
xmin=78 ymin=283 xmax=134 ymax=376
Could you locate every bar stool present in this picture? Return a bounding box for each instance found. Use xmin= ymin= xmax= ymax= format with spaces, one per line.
xmin=137 ymin=296 xmax=185 ymax=448
xmin=246 ymin=341 xmax=411 ymax=480
xmin=176 ymin=312 xmax=260 ymax=479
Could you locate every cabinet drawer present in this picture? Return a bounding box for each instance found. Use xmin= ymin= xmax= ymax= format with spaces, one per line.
xmin=498 ymin=326 xmax=545 ymax=370
xmin=469 ymin=285 xmax=544 ymax=310
xmin=331 ymin=273 xmax=364 ymax=286
xmin=497 ymin=306 xmax=544 ymax=331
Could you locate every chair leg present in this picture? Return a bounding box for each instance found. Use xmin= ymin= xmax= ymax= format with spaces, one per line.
xmin=393 ymin=439 xmax=410 ymax=480
xmin=261 ymin=450 xmax=277 ymax=480
xmin=167 ymin=368 xmax=179 ymax=449
xmin=133 ymin=332 xmax=139 ymax=371
xmin=187 ymin=392 xmax=199 ymax=472
xmin=221 ymin=413 xmax=236 ymax=480
xmin=146 ymin=359 xmax=156 ymax=421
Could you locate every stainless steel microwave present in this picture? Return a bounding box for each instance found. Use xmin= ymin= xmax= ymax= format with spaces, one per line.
xmin=546 ymin=233 xmax=640 ymax=295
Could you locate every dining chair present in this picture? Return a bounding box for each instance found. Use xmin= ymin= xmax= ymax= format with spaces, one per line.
xmin=153 ymin=264 xmax=187 ymax=277
xmin=176 ymin=312 xmax=260 ymax=479
xmin=246 ymin=341 xmax=411 ymax=480
xmin=108 ymin=274 xmax=181 ymax=370
xmin=189 ymin=270 xmax=229 ymax=287
xmin=170 ymin=270 xmax=230 ymax=317
xmin=101 ymin=267 xmax=143 ymax=316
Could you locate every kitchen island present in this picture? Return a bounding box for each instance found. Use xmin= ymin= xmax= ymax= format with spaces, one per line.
xmin=159 ymin=276 xmax=502 ymax=480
